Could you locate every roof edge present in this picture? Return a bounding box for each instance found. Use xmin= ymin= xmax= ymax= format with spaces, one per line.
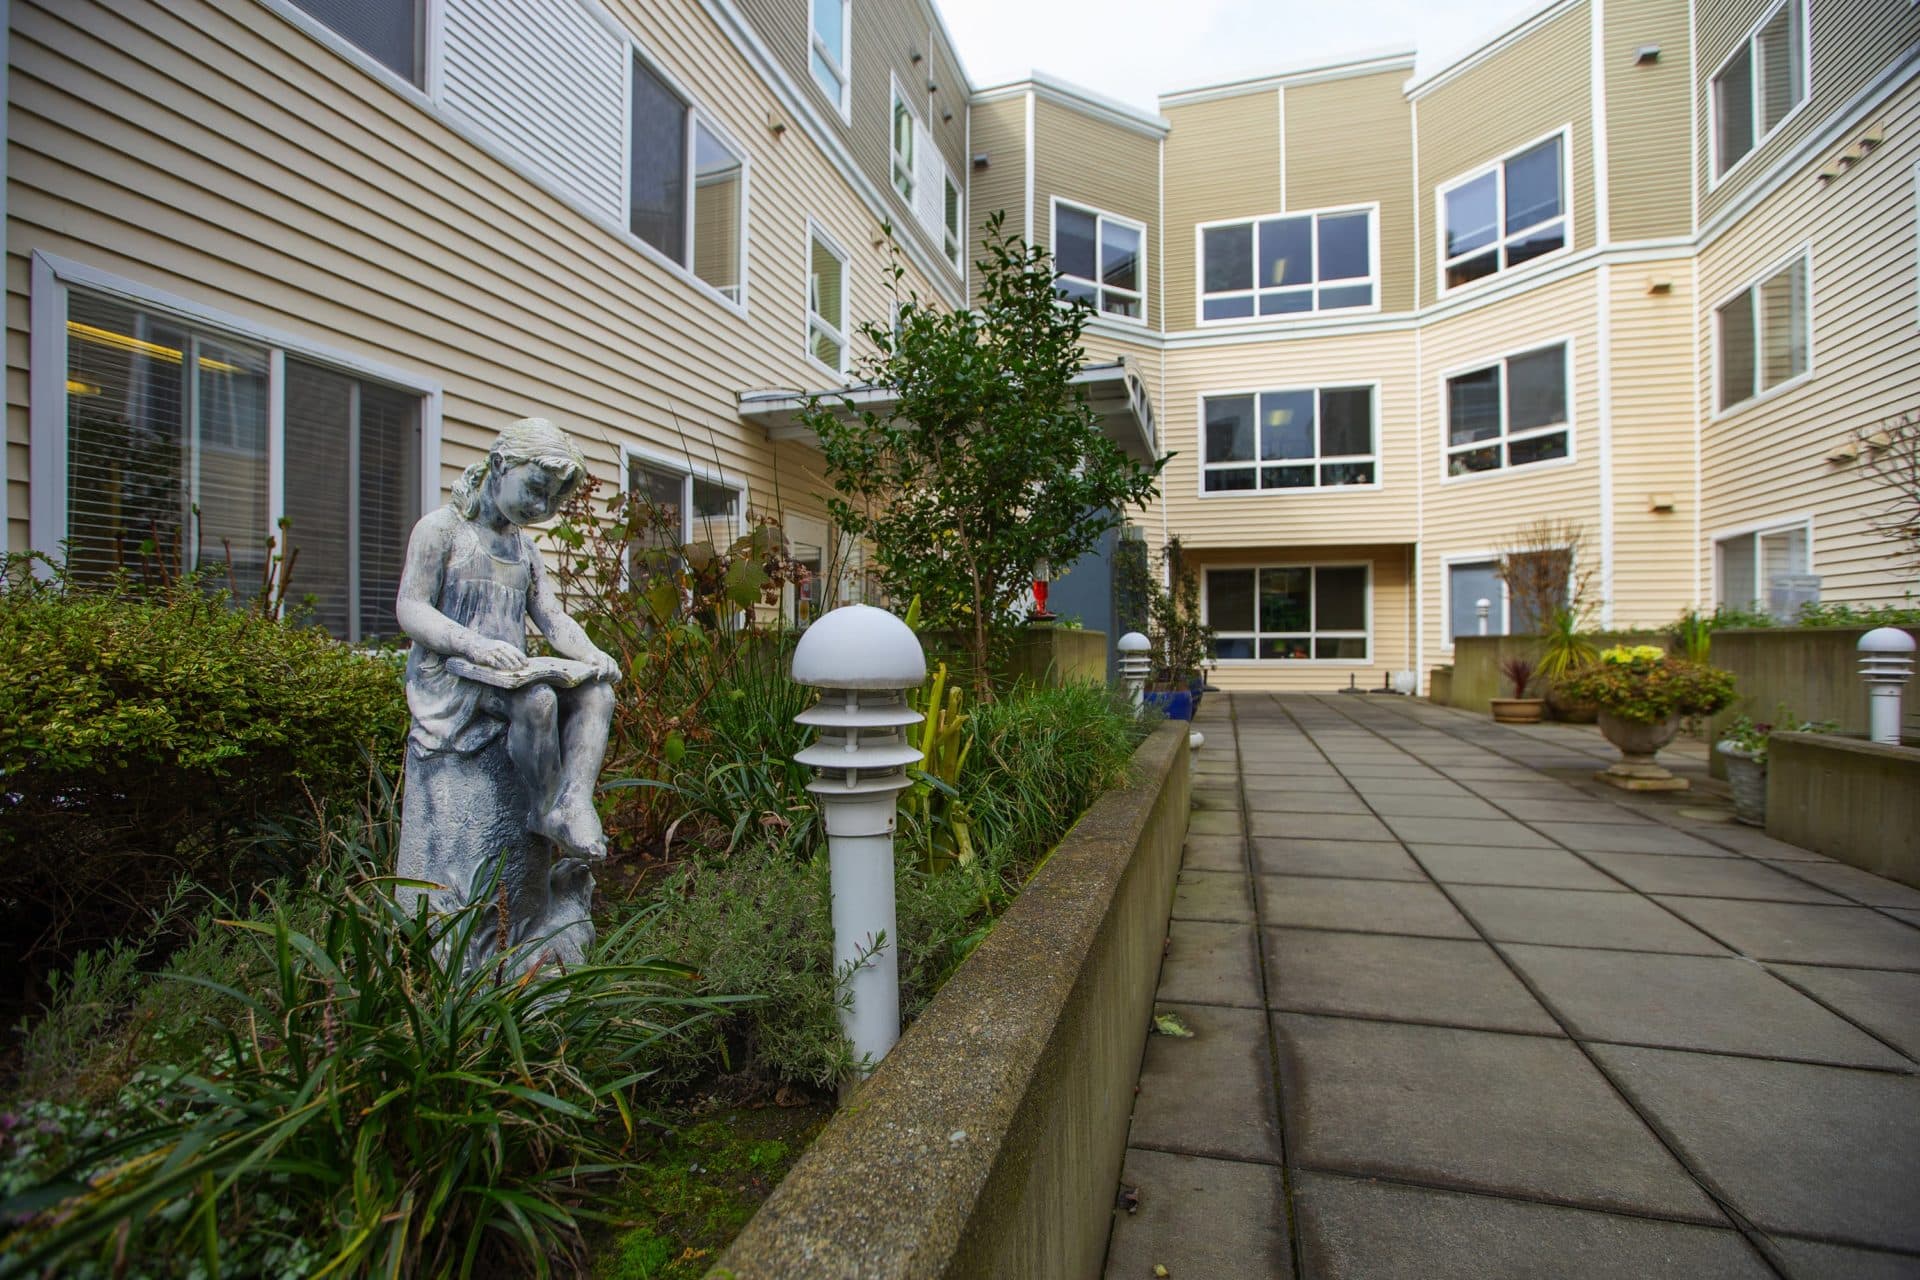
xmin=1404 ymin=0 xmax=1584 ymax=99
xmin=1158 ymin=48 xmax=1416 ymax=107
xmin=973 ymin=70 xmax=1171 ymax=137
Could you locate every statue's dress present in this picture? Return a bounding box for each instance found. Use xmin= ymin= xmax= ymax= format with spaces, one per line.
xmin=403 ymin=518 xmax=533 ymax=756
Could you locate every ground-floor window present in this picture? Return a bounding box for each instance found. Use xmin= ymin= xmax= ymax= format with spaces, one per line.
xmin=1716 ymin=519 xmax=1810 ymax=614
xmin=60 ymin=288 xmax=425 ymax=642
xmin=1204 ymin=563 xmax=1370 ymax=661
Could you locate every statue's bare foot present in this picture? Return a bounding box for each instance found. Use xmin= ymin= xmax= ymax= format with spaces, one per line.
xmin=537 ymin=793 xmax=608 ymax=861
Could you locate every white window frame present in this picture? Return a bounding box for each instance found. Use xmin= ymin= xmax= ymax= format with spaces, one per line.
xmin=28 ymin=251 xmax=444 ymax=583
xmin=1441 ymin=552 xmax=1510 ymax=648
xmin=263 ymin=0 xmax=441 ymax=102
xmin=620 ymin=441 xmax=747 ymax=548
xmin=1195 ymin=203 xmax=1380 ymax=326
xmin=1710 ymin=244 xmax=1813 ymax=418
xmin=1707 ymin=0 xmax=1810 ymax=188
xmin=807 ymin=0 xmax=851 ymax=120
xmin=1439 ymin=337 xmax=1577 ymax=483
xmin=1710 ymin=513 xmax=1814 ymax=612
xmin=1202 ymin=562 xmax=1374 ymax=665
xmin=626 ymin=46 xmax=752 ymax=312
xmin=1050 ymin=198 xmax=1148 ymax=325
xmin=1196 ymin=383 xmax=1382 ymax=497
xmin=805 ymin=219 xmax=851 ymax=380
xmin=944 ymin=171 xmax=965 ymax=270
xmin=1436 ymin=126 xmax=1572 ymax=297
xmin=890 ymin=79 xmax=918 ymax=205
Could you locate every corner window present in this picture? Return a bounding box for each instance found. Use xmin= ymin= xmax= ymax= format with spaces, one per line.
xmin=1054 ymin=201 xmax=1145 ymax=321
xmin=628 ymin=455 xmax=742 ymax=550
xmin=61 ymin=290 xmax=423 ymax=642
xmin=1200 ymin=206 xmax=1373 ymax=321
xmin=944 ymin=175 xmax=964 ymax=269
xmin=630 ymin=54 xmax=745 ymax=303
xmin=1447 ymin=561 xmax=1507 ymax=642
xmin=1716 ymin=521 xmax=1810 ymax=614
xmin=1445 ymin=343 xmax=1570 ymax=477
xmin=1205 ymin=565 xmax=1371 ymax=661
xmin=809 ymin=0 xmax=851 ymax=117
xmin=1716 ymin=252 xmax=1809 ymax=411
xmin=891 ymin=86 xmax=917 ymax=203
xmin=1201 ymin=386 xmax=1376 ymax=492
xmin=1712 ymin=0 xmax=1806 ymax=179
xmin=807 ymin=224 xmax=849 ymax=374
xmin=1440 ymin=134 xmax=1566 ymax=291
xmin=288 ymin=0 xmax=423 ymax=85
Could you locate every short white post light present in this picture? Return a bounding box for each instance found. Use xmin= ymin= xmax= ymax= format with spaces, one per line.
xmin=792 ymin=605 xmax=927 ymax=1074
xmin=1857 ymin=627 xmax=1915 ymax=746
xmin=1476 ymin=598 xmax=1491 ymax=637
xmin=1118 ymin=631 xmax=1152 ymax=713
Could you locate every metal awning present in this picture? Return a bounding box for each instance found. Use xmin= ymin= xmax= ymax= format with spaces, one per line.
xmin=737 ymin=358 xmax=1158 ymax=462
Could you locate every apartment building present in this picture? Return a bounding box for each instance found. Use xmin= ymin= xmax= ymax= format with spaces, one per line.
xmin=5 ymin=0 xmax=1918 ymax=692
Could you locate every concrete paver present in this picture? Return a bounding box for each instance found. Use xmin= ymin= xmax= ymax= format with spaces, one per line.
xmin=1104 ymin=694 xmax=1920 ymax=1278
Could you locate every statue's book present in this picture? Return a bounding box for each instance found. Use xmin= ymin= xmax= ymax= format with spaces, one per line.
xmin=444 ymin=655 xmax=599 ymax=689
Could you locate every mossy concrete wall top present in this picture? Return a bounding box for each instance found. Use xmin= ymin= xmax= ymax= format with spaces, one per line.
xmin=1766 ymin=731 xmax=1920 ymax=890
xmin=711 ymin=721 xmax=1190 ymax=1279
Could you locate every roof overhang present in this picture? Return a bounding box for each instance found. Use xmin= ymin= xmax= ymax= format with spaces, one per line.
xmin=739 ymin=359 xmax=1159 ymax=463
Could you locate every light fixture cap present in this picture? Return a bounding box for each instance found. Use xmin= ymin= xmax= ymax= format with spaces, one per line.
xmin=1118 ymin=631 xmax=1151 ymax=653
xmin=792 ymin=604 xmax=928 ymax=689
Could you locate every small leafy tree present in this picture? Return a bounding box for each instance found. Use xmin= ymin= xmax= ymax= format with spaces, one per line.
xmin=1497 ymin=517 xmax=1598 ymax=634
xmin=799 ymin=213 xmax=1165 ymax=695
xmin=1853 ymin=409 xmax=1920 ymax=573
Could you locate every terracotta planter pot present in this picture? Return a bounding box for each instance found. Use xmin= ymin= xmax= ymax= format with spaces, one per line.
xmin=1718 ymin=743 xmax=1767 ymax=826
xmin=1595 ymin=711 xmax=1687 ymax=791
xmin=1490 ymin=697 xmax=1546 ymax=724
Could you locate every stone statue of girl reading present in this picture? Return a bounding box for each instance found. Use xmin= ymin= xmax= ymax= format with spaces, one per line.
xmin=394 ymin=417 xmax=619 ymax=971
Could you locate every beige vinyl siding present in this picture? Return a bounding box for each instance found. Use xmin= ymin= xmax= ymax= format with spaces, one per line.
xmin=1414 ymin=0 xmax=1594 ymax=308
xmin=1161 ymin=91 xmax=1281 ymax=331
xmin=1033 ymin=99 xmax=1160 ymax=328
xmin=964 ymin=95 xmax=1025 ymax=296
xmin=1697 ymin=0 xmax=1920 ymax=222
xmin=1606 ymin=255 xmax=1699 ymax=626
xmin=1283 ymin=71 xmax=1416 ymax=314
xmin=929 ymin=37 xmax=968 ymax=180
xmin=1604 ymin=0 xmax=1694 ymax=242
xmin=849 ymin=0 xmax=936 ymax=240
xmin=1695 ymin=73 xmax=1920 ymax=605
xmin=1155 ymin=329 xmax=1418 ymax=549
xmin=7 ymin=0 xmax=950 ymax=556
xmin=1185 ymin=544 xmax=1414 ymax=692
xmin=1418 ymin=273 xmax=1603 ymax=653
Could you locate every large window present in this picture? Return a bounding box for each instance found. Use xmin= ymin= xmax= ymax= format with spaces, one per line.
xmin=627 ymin=454 xmax=741 ymax=549
xmin=61 ymin=290 xmax=422 ymax=641
xmin=1206 ymin=565 xmax=1371 ymax=661
xmin=1199 ymin=207 xmax=1373 ymax=321
xmin=808 ymin=0 xmax=851 ymax=117
xmin=1445 ymin=343 xmax=1570 ymax=477
xmin=807 ymin=224 xmax=849 ymax=374
xmin=289 ymin=0 xmax=422 ymax=85
xmin=891 ymin=85 xmax=917 ymax=203
xmin=630 ymin=54 xmax=745 ymax=303
xmin=1440 ymin=134 xmax=1566 ymax=291
xmin=1716 ymin=252 xmax=1809 ymax=411
xmin=1717 ymin=521 xmax=1810 ymax=614
xmin=1054 ymin=201 xmax=1145 ymax=321
xmin=1447 ymin=560 xmax=1507 ymax=642
xmin=1712 ymin=0 xmax=1806 ymax=179
xmin=1201 ymin=386 xmax=1376 ymax=493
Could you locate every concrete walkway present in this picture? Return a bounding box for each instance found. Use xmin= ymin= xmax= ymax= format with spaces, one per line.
xmin=1103 ymin=693 xmax=1920 ymax=1280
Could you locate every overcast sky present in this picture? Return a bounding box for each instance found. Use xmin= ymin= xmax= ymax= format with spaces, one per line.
xmin=937 ymin=0 xmax=1554 ymax=111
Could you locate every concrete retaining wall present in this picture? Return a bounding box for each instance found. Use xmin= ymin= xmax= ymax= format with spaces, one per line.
xmin=1448 ymin=632 xmax=1665 ymax=714
xmin=712 ymin=721 xmax=1191 ymax=1279
xmin=1707 ymin=627 xmax=1920 ymax=778
xmin=1006 ymin=625 xmax=1109 ymax=687
xmin=1766 ymin=731 xmax=1920 ymax=890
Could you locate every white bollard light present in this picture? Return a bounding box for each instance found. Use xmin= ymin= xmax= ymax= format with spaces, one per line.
xmin=1118 ymin=631 xmax=1152 ymax=714
xmin=1476 ymin=598 xmax=1491 ymax=637
xmin=792 ymin=605 xmax=927 ymax=1075
xmin=1857 ymin=627 xmax=1916 ymax=746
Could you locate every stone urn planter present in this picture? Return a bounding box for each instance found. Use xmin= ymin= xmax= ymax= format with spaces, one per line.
xmin=1490 ymin=697 xmax=1546 ymax=724
xmin=1595 ymin=711 xmax=1688 ymax=791
xmin=1547 ymin=683 xmax=1600 ymax=724
xmin=1717 ymin=742 xmax=1767 ymax=825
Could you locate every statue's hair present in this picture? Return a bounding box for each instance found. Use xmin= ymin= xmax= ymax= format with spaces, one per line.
xmin=451 ymin=417 xmax=591 ymax=519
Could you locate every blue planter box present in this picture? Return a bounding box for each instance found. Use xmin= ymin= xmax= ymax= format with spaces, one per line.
xmin=1144 ymin=689 xmax=1194 ymax=721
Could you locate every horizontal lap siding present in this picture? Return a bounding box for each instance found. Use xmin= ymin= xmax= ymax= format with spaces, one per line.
xmin=1695 ymin=74 xmax=1920 ymax=605
xmin=6 ymin=0 xmax=950 ymax=553
xmin=1161 ymin=91 xmax=1280 ymax=333
xmin=1033 ymin=99 xmax=1160 ymax=329
xmin=1604 ymin=0 xmax=1694 ymax=242
xmin=965 ymin=95 xmax=1024 ymax=294
xmin=1415 ymin=1 xmax=1594 ymax=309
xmin=1283 ymin=71 xmax=1416 ymax=314
xmin=1154 ymin=329 xmax=1419 ymax=548
xmin=1186 ymin=543 xmax=1414 ymax=691
xmin=1697 ymin=0 xmax=1920 ymax=224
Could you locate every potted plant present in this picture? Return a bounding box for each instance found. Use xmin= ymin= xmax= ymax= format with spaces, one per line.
xmin=1490 ymin=657 xmax=1545 ymax=724
xmin=1536 ymin=606 xmax=1600 ymax=722
xmin=1716 ymin=711 xmax=1835 ymax=826
xmin=1128 ymin=536 xmax=1214 ymax=721
xmin=1559 ymin=645 xmax=1736 ymax=791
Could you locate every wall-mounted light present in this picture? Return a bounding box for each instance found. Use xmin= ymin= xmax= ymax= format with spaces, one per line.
xmin=1648 ymin=493 xmax=1676 ymax=512
xmin=766 ymin=110 xmax=787 ymax=136
xmin=909 ymin=47 xmax=923 ymax=64
xmin=1634 ymin=45 xmax=1661 ymax=64
xmin=972 ymin=152 xmax=990 ymax=169
xmin=1647 ymin=279 xmax=1673 ymax=295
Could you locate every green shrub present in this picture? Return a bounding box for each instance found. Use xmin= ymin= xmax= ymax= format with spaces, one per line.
xmin=0 ymin=561 xmax=407 ymax=976
xmin=1558 ymin=646 xmax=1737 ymax=724
xmin=1793 ymin=601 xmax=1920 ymax=628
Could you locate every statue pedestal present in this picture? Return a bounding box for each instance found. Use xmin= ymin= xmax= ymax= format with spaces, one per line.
xmin=396 ymin=735 xmax=595 ymax=974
